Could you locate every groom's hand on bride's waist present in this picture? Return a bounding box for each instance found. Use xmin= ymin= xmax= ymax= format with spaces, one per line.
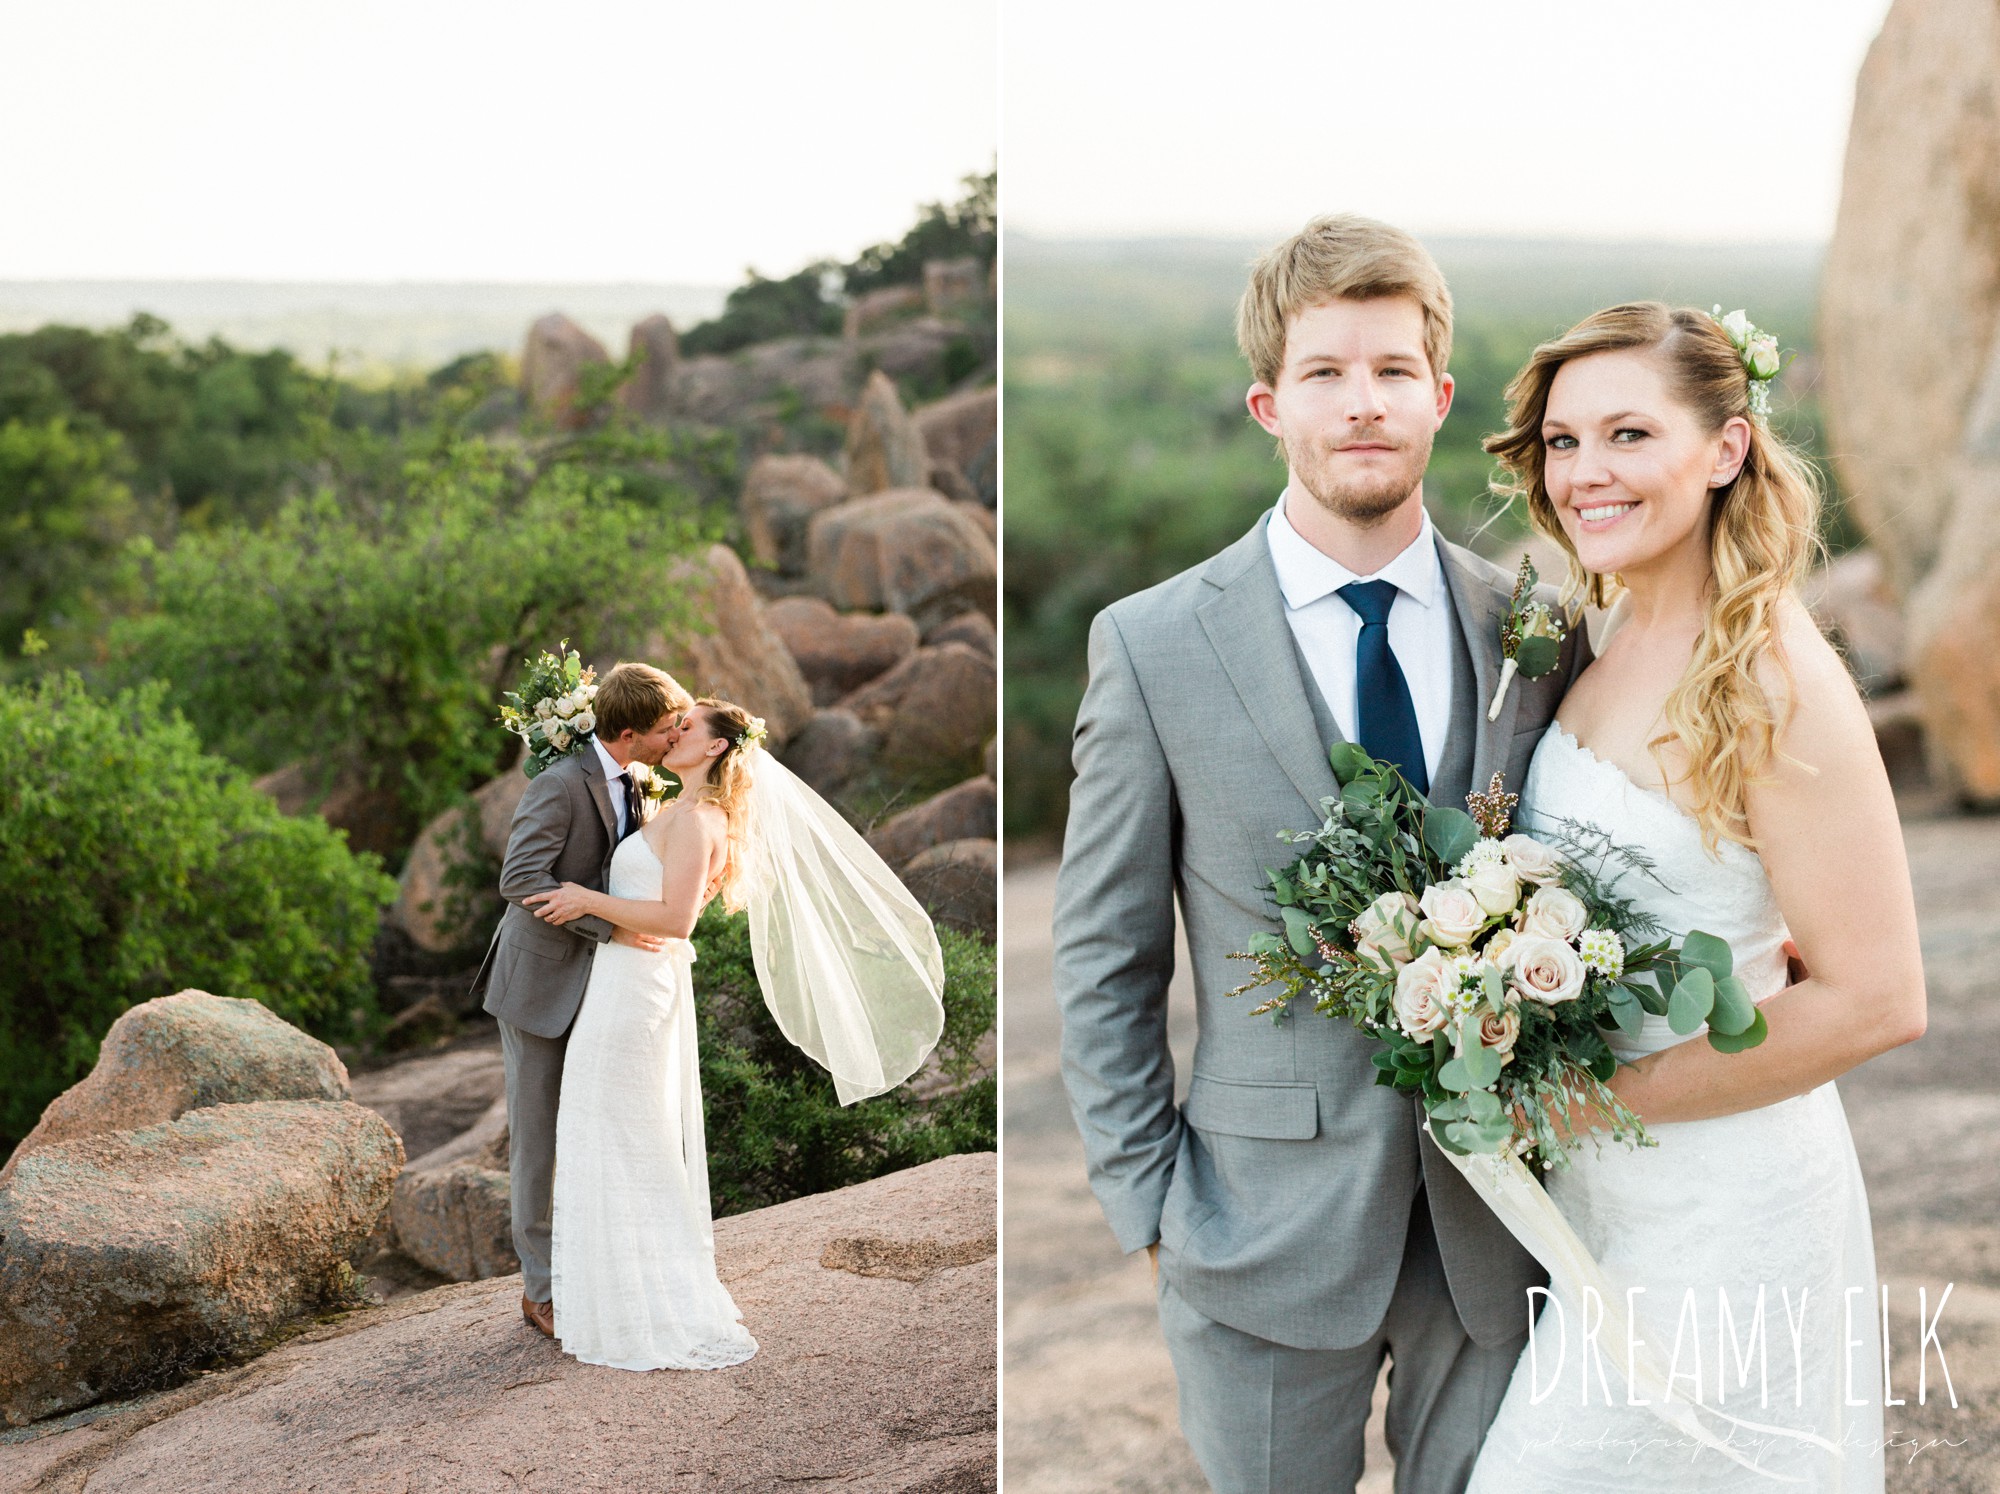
xmin=611 ymin=927 xmax=666 ymax=952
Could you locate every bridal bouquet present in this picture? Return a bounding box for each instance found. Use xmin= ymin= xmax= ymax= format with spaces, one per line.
xmin=1230 ymin=744 xmax=1768 ymax=1165
xmin=499 ymin=642 xmax=600 ymax=779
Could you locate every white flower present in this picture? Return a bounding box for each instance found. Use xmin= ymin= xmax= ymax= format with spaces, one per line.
xmin=1519 ymin=885 xmax=1589 ymax=943
xmin=1482 ymin=926 xmax=1520 ymax=967
xmin=1500 ymin=833 xmax=1563 ymax=886
xmin=535 ymin=698 xmax=554 ymax=719
xmin=1578 ymin=928 xmax=1626 ymax=979
xmin=1418 ymin=880 xmax=1486 ymax=949
xmin=1464 ymin=859 xmax=1522 ymax=918
xmin=1746 ymin=334 xmax=1781 ymax=382
xmin=548 ymin=727 xmax=572 ymax=751
xmin=555 ymin=694 xmax=580 ymax=718
xmin=572 ymin=710 xmax=597 ymax=735
xmin=1455 ymin=839 xmax=1508 ymax=878
xmin=1350 ymin=890 xmax=1421 ymax=969
xmin=1394 ymin=948 xmax=1455 ymax=1042
xmin=1507 ymin=936 xmax=1587 ymax=1006
xmin=1715 ymin=307 xmax=1753 ymax=349
xmin=1476 ymin=1006 xmax=1522 ymax=1066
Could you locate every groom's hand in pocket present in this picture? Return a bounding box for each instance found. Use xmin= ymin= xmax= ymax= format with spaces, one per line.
xmin=611 ymin=927 xmax=666 ymax=953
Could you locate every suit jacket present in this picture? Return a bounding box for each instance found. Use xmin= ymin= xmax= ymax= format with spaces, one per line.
xmin=471 ymin=750 xmax=624 ymax=1040
xmin=1052 ymin=513 xmax=1592 ymax=1351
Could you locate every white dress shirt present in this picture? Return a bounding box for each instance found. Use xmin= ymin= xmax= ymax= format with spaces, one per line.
xmin=591 ymin=735 xmax=635 ymax=839
xmin=1264 ymin=490 xmax=1454 ymax=786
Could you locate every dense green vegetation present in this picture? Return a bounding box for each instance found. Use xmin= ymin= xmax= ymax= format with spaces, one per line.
xmin=0 ymin=674 xmax=395 ymax=1153
xmin=1004 ymin=235 xmax=1841 ymax=843
xmin=694 ymin=902 xmax=996 ymax=1215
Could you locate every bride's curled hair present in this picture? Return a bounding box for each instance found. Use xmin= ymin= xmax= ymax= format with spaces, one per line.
xmin=689 ymin=697 xmax=761 ymax=913
xmin=1484 ymin=302 xmax=1824 ymax=853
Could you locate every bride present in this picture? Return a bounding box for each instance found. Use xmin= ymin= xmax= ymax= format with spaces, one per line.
xmin=1464 ymin=303 xmax=1926 ymax=1488
xmin=523 ymin=695 xmax=946 ymax=1371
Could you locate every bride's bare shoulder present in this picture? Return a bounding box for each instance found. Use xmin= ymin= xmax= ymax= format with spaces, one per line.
xmin=1756 ymin=593 xmax=1876 ymax=774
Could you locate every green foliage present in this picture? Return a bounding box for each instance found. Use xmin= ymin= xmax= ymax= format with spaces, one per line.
xmin=844 ymin=169 xmax=996 ymax=297
xmin=113 ymin=433 xmax=715 ymax=854
xmin=1003 ymin=240 xmax=1847 ymax=842
xmin=0 ymin=673 xmax=395 ymax=1154
xmin=0 ymin=417 xmax=144 ymax=663
xmin=692 ymin=903 xmax=995 ymax=1215
xmin=678 ymin=265 xmax=844 ymax=357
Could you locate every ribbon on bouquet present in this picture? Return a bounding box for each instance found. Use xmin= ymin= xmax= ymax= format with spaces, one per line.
xmin=1428 ymin=1129 xmax=1841 ymax=1483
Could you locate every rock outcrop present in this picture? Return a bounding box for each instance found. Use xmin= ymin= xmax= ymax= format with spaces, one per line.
xmin=766 ymin=595 xmax=921 ymax=705
xmin=838 ymin=642 xmax=997 ymax=776
xmin=387 ymin=1095 xmax=514 ymax=1283
xmin=924 ymin=256 xmax=987 ymax=318
xmin=347 ymin=1040 xmax=505 ymax=1166
xmin=249 ymin=762 xmax=405 ymax=861
xmin=843 ymin=284 xmax=926 ymax=340
xmin=648 ymin=543 xmax=814 ymax=746
xmin=390 ymin=769 xmax=528 ymax=955
xmin=741 ymin=452 xmax=848 ymax=576
xmin=519 ymin=313 xmax=611 ymax=430
xmin=779 ymin=708 xmax=881 ymax=804
xmin=619 ymin=313 xmax=679 ymax=423
xmin=2 ymin=991 xmax=349 ymax=1185
xmin=0 ymin=1099 xmax=402 ymax=1427
xmin=807 ymin=488 xmax=998 ymax=630
xmin=916 ymin=384 xmax=998 ymax=508
xmin=901 ymin=839 xmax=999 ymax=940
xmin=927 ymin=609 xmax=997 ymax=658
xmin=867 ymin=776 xmax=997 ymax=874
xmin=0 ymin=1154 xmax=995 ymax=1489
xmin=1821 ymin=0 xmax=2000 ymax=797
xmin=844 ymin=369 xmax=930 ymax=495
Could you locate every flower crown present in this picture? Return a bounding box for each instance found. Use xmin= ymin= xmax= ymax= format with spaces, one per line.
xmin=1710 ymin=306 xmax=1782 ymax=422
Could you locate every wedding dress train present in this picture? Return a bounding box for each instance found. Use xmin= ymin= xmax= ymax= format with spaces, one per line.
xmin=549 ymin=831 xmax=758 ymax=1371
xmin=1466 ymin=726 xmax=1883 ymax=1490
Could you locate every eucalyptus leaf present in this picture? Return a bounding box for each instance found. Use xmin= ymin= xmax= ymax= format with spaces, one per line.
xmin=1436 ymin=1056 xmax=1474 ymax=1093
xmin=1329 ymin=741 xmax=1372 ymax=784
xmin=1460 ymin=1041 xmax=1502 ymax=1088
xmin=1423 ymin=806 xmax=1480 ymax=868
xmin=1281 ymin=907 xmax=1316 ymax=960
xmin=1246 ymin=931 xmax=1286 ymax=957
xmin=1708 ymin=975 xmax=1756 ymax=1037
xmin=1707 ymin=1007 xmax=1769 ymax=1054
xmin=1680 ymin=929 xmax=1734 ymax=981
xmin=1667 ymin=965 xmax=1715 ymax=1035
xmin=1464 ymin=1088 xmax=1504 ymax=1124
xmin=1428 ymin=1120 xmax=1472 ymax=1155
xmin=1430 ymin=1095 xmax=1471 ymax=1123
xmin=1606 ymin=990 xmax=1645 ymax=1038
xmin=1513 ymin=634 xmax=1559 ymax=677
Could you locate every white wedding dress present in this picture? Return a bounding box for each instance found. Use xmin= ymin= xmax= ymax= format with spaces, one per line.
xmin=549 ymin=831 xmax=758 ymax=1371
xmin=1467 ymin=725 xmax=1883 ymax=1490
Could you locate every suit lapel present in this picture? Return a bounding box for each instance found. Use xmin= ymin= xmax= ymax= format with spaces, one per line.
xmin=578 ymin=749 xmax=620 ymax=842
xmin=1196 ymin=521 xmax=1341 ymax=815
xmin=1438 ymin=539 xmax=1520 ymax=795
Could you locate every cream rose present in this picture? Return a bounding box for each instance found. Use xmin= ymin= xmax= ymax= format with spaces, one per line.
xmin=1746 ymin=334 xmax=1781 ymax=381
xmin=1350 ymin=890 xmax=1421 ymax=969
xmin=1500 ymin=833 xmax=1562 ymax=886
xmin=1394 ymin=948 xmax=1455 ymax=1042
xmin=1519 ymin=885 xmax=1589 ymax=942
xmin=1507 ymin=936 xmax=1587 ymax=1005
xmin=535 ymin=698 xmax=554 ymax=719
xmin=1476 ymin=1005 xmax=1522 ymax=1065
xmin=1718 ymin=307 xmax=1753 ymax=348
xmin=1483 ymin=927 xmax=1520 ymax=967
xmin=1464 ymin=859 xmax=1521 ymax=918
xmin=572 ymin=710 xmax=597 ymax=735
xmin=1418 ymin=880 xmax=1485 ymax=949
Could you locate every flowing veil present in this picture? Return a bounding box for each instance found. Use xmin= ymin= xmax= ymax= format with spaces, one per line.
xmin=733 ymin=745 xmax=947 ymax=1104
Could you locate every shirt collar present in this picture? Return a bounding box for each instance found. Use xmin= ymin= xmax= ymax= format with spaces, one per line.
xmin=1266 ymin=488 xmax=1442 ymax=612
xmin=591 ymin=735 xmax=630 ymax=787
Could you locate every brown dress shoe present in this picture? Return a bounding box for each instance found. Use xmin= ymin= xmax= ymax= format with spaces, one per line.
xmin=521 ymin=1293 xmax=555 ymax=1338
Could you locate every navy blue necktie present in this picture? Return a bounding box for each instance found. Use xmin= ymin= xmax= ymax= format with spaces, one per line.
xmin=619 ymin=773 xmax=641 ymax=840
xmin=1336 ymin=580 xmax=1428 ymax=796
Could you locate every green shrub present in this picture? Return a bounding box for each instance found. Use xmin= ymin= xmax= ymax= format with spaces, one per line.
xmin=113 ymin=433 xmax=714 ymax=856
xmin=0 ymin=416 xmax=144 ymax=664
xmin=0 ymin=673 xmax=396 ymax=1154
xmin=692 ymin=904 xmax=995 ymax=1215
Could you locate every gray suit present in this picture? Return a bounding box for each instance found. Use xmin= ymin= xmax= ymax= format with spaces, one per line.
xmin=470 ymin=750 xmax=623 ymax=1301
xmin=1053 ymin=514 xmax=1589 ymax=1492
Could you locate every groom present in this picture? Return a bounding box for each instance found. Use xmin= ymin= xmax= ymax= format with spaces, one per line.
xmin=470 ymin=660 xmax=692 ymax=1338
xmin=1053 ymin=216 xmax=1590 ymax=1491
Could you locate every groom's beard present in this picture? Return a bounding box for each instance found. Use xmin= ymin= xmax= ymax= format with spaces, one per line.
xmin=1286 ymin=426 xmax=1434 ymax=527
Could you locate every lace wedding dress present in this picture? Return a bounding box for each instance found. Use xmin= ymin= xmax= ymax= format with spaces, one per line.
xmin=549 ymin=831 xmax=758 ymax=1371
xmin=1467 ymin=726 xmax=1883 ymax=1490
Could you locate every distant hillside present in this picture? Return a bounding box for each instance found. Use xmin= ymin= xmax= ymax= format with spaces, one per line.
xmin=0 ymin=281 xmax=729 ymax=374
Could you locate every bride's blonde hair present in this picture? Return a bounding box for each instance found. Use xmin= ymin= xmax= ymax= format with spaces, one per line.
xmin=1483 ymin=302 xmax=1824 ymax=853
xmin=688 ymin=697 xmax=759 ymax=913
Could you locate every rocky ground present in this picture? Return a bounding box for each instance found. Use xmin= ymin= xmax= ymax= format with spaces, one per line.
xmin=1002 ymin=803 xmax=2000 ymax=1494
xmin=0 ymin=1153 xmax=994 ymax=1494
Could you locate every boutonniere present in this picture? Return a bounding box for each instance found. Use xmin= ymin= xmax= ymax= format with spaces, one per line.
xmin=630 ymin=762 xmax=673 ymax=815
xmin=1487 ymin=555 xmax=1568 ymax=721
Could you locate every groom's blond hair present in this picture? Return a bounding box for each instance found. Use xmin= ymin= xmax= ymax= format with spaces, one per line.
xmin=595 ymin=662 xmax=692 ymax=740
xmin=1236 ymin=215 xmax=1453 ymax=388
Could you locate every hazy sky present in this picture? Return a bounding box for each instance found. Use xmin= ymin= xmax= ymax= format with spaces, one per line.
xmin=0 ymin=0 xmax=996 ymax=283
xmin=1005 ymin=0 xmax=1895 ymax=244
